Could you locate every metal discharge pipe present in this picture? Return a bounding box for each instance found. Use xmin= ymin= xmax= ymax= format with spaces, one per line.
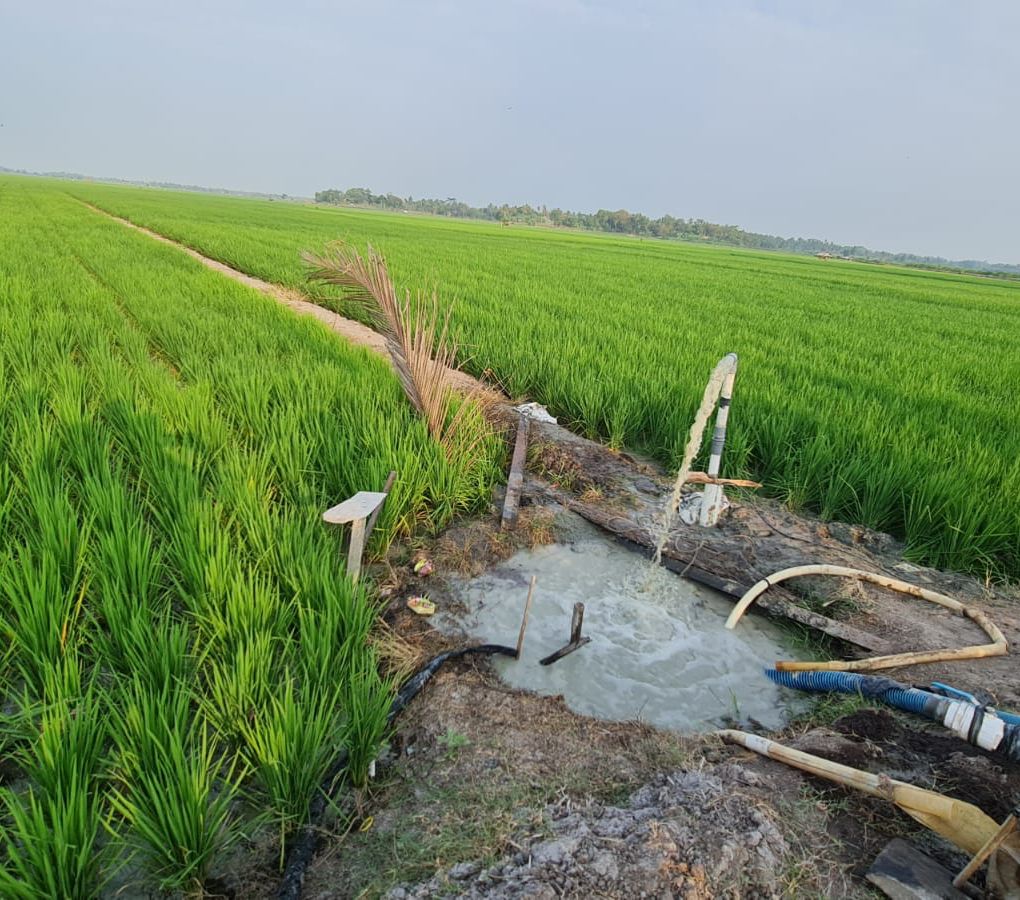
xmin=699 ymin=353 xmax=738 ymax=526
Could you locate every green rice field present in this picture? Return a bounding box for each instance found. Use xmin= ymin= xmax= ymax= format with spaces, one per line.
xmin=2 ymin=171 xmax=1019 ymax=892
xmin=0 ymin=177 xmax=497 ymax=895
xmin=61 ymin=178 xmax=1020 ymax=580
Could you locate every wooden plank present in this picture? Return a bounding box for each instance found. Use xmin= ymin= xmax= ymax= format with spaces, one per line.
xmin=867 ymin=839 xmax=968 ymax=900
xmin=539 ymin=636 xmax=591 ymax=666
xmin=515 ymin=576 xmax=537 ymax=659
xmin=323 ymin=491 xmax=388 ymax=525
xmin=501 ymin=412 xmax=531 ymax=529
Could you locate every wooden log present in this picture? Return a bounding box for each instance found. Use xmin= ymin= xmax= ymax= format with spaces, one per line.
xmin=532 ymin=484 xmax=894 ymax=653
xmin=501 ymin=412 xmax=531 ymax=530
xmin=515 ymin=576 xmax=537 ymax=659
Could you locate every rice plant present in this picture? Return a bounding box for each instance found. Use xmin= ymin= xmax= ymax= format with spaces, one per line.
xmin=60 ymin=175 xmax=1020 ymax=579
xmin=106 ymin=681 xmax=246 ymax=895
xmin=0 ymin=179 xmax=500 ymax=894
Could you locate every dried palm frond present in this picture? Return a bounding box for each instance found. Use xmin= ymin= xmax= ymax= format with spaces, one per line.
xmin=303 ymin=242 xmax=489 ymax=459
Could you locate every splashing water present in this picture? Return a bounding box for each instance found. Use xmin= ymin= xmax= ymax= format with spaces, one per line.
xmin=435 ymin=519 xmax=804 ymax=732
xmin=652 ymin=354 xmax=737 ymax=564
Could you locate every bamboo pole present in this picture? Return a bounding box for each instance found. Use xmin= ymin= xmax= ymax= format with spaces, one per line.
xmin=724 ymin=564 xmax=1008 ymax=672
xmin=515 ymin=576 xmax=536 ymax=659
xmin=720 ymin=730 xmax=1005 ymax=856
xmin=954 ymin=812 xmax=1017 ymax=889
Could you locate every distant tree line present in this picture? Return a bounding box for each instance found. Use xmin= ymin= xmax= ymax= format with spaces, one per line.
xmin=314 ymin=186 xmax=1020 ymax=277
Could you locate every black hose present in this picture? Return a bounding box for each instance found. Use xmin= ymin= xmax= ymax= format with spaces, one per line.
xmin=276 ymin=643 xmax=518 ymax=900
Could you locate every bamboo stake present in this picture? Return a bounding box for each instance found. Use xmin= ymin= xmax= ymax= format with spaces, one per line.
xmin=954 ymin=812 xmax=1018 ymax=889
xmin=724 ymin=564 xmax=1008 ymax=672
xmin=684 ymin=472 xmax=762 ymax=488
xmin=515 ymin=575 xmax=536 ymax=659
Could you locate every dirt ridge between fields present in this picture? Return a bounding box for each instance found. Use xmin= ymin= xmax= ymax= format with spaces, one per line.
xmin=79 ymin=199 xmax=494 ymax=400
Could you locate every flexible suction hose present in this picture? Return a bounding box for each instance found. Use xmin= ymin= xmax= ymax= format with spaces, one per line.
xmin=766 ymin=669 xmax=937 ymax=716
xmin=277 ymin=643 xmax=518 ymax=900
xmin=766 ymin=669 xmax=1020 ymax=763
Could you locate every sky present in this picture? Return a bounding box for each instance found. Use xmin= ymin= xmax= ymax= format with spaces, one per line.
xmin=2 ymin=0 xmax=1018 ymax=262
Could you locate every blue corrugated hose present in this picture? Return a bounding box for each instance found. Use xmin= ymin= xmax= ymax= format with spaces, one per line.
xmin=765 ymin=669 xmax=936 ymax=716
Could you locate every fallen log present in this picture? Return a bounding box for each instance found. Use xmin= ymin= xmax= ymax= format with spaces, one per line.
xmin=529 ymin=482 xmax=894 ymax=654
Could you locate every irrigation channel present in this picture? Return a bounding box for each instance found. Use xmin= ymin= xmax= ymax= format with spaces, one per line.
xmin=435 ymin=514 xmax=804 ymax=731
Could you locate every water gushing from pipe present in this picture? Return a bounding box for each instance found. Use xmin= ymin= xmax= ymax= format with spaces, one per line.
xmin=652 ymin=353 xmax=739 ymax=564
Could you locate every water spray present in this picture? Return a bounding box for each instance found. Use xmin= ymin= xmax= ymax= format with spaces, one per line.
xmin=653 ymin=352 xmax=739 ymax=564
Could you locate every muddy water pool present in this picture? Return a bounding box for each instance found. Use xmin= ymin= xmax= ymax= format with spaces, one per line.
xmin=435 ymin=519 xmax=805 ymax=731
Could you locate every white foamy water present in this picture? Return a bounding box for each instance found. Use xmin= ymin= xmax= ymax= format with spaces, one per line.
xmin=436 ymin=524 xmax=803 ymax=732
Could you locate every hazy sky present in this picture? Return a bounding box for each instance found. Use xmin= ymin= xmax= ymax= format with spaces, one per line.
xmin=2 ymin=1 xmax=1018 ymax=261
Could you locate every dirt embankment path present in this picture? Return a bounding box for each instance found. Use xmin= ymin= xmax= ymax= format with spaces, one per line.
xmin=81 ymin=201 xmax=490 ymax=399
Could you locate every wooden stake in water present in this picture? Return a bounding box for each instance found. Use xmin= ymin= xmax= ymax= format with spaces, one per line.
xmin=515 ymin=575 xmax=537 ymax=659
xmin=539 ymin=602 xmax=591 ymax=666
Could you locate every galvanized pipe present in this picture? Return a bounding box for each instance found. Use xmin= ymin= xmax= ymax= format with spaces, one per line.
xmin=699 ymin=353 xmax=738 ymax=526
